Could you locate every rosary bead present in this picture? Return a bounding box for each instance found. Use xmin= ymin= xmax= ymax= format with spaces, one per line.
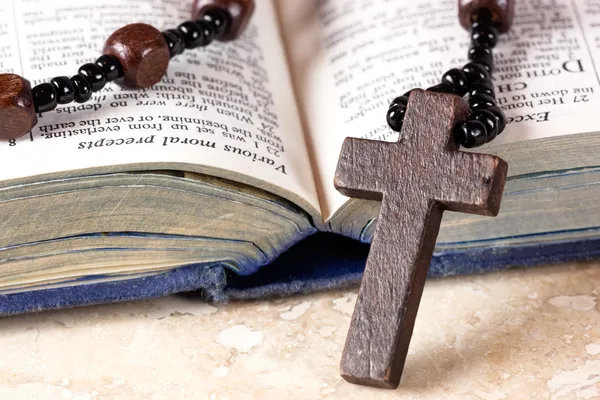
xmin=471 ymin=22 xmax=499 ymax=48
xmin=178 ymin=21 xmax=213 ymax=49
xmin=78 ymin=63 xmax=106 ymax=92
xmin=453 ymin=120 xmax=487 ymax=148
xmin=202 ymin=8 xmax=231 ymax=40
xmin=470 ymin=79 xmax=495 ymax=98
xmin=192 ymin=0 xmax=255 ymax=41
xmin=469 ymin=109 xmax=499 ymax=140
xmin=32 ymin=83 xmax=58 ymax=113
xmin=469 ymin=93 xmax=496 ymax=110
xmin=51 ymin=76 xmax=75 ymax=104
xmin=0 ymin=74 xmax=37 ymax=140
xmin=487 ymin=106 xmax=507 ymax=134
xmin=458 ymin=0 xmax=515 ymax=33
xmin=468 ymin=45 xmax=494 ymax=72
xmin=428 ymin=82 xmax=456 ymax=94
xmin=71 ymin=74 xmax=93 ymax=103
xmin=95 ymin=54 xmax=123 ymax=82
xmin=163 ymin=30 xmax=186 ymax=58
xmin=441 ymin=68 xmax=469 ymax=96
xmin=391 ymin=95 xmax=409 ymax=107
xmin=103 ymin=23 xmax=170 ymax=88
xmin=387 ymin=103 xmax=406 ymax=132
xmin=463 ymin=62 xmax=491 ymax=84
xmin=197 ymin=20 xmax=217 ymax=45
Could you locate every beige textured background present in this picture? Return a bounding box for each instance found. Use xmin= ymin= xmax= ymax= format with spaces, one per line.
xmin=2 ymin=261 xmax=600 ymax=399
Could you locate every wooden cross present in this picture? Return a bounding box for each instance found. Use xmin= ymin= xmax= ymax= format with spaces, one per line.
xmin=334 ymin=89 xmax=508 ymax=389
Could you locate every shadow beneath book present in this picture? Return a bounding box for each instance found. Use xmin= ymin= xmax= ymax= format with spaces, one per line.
xmin=227 ymin=232 xmax=600 ymax=302
xmin=226 ymin=233 xmax=368 ymax=299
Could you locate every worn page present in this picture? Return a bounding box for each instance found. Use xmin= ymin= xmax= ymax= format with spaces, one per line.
xmin=278 ymin=0 xmax=600 ymax=219
xmin=0 ymin=0 xmax=319 ymax=214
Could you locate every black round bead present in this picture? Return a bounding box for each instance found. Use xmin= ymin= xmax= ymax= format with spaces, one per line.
xmin=32 ymin=83 xmax=58 ymax=113
xmin=470 ymin=93 xmax=496 ymax=110
xmin=463 ymin=62 xmax=491 ymax=85
xmin=453 ymin=120 xmax=487 ymax=148
xmin=202 ymin=8 xmax=231 ymax=40
xmin=78 ymin=63 xmax=106 ymax=92
xmin=488 ymin=106 xmax=507 ymax=134
xmin=442 ymin=68 xmax=469 ymax=96
xmin=470 ymin=79 xmax=495 ymax=98
xmin=51 ymin=76 xmax=75 ymax=104
xmin=178 ymin=21 xmax=203 ymax=49
xmin=469 ymin=109 xmax=499 ymax=141
xmin=428 ymin=82 xmax=456 ymax=94
xmin=196 ymin=20 xmax=216 ymax=45
xmin=178 ymin=21 xmax=213 ymax=49
xmin=468 ymin=45 xmax=494 ymax=73
xmin=71 ymin=74 xmax=93 ymax=103
xmin=163 ymin=30 xmax=186 ymax=58
xmin=95 ymin=55 xmax=123 ymax=82
xmin=387 ymin=104 xmax=406 ymax=132
xmin=471 ymin=22 xmax=499 ymax=48
xmin=391 ymin=95 xmax=409 ymax=107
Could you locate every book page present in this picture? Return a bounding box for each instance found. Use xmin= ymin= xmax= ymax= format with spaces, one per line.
xmin=278 ymin=0 xmax=600 ymax=219
xmin=0 ymin=0 xmax=320 ymax=214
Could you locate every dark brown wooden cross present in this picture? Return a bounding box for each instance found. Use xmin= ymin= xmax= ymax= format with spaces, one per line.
xmin=334 ymin=89 xmax=508 ymax=389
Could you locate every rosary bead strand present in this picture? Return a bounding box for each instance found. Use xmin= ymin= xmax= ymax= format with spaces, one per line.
xmin=458 ymin=0 xmax=515 ymax=33
xmin=386 ymin=6 xmax=508 ymax=148
xmin=0 ymin=0 xmax=255 ymax=140
xmin=192 ymin=0 xmax=255 ymax=42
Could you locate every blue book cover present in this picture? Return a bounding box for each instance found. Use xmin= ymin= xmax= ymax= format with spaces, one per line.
xmin=2 ymin=232 xmax=599 ymax=316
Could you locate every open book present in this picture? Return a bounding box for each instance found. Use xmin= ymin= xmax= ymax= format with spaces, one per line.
xmin=1 ymin=0 xmax=599 ymax=314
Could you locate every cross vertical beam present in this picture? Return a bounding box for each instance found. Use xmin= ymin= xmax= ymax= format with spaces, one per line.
xmin=334 ymin=89 xmax=508 ymax=389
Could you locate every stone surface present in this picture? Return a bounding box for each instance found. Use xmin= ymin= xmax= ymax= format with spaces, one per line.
xmin=2 ymin=262 xmax=600 ymax=399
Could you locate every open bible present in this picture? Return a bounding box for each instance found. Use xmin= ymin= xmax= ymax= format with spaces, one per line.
xmin=1 ymin=0 xmax=599 ymax=315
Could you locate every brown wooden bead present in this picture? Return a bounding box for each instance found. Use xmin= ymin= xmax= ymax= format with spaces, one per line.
xmin=192 ymin=0 xmax=255 ymax=41
xmin=458 ymin=0 xmax=515 ymax=33
xmin=0 ymin=74 xmax=37 ymax=140
xmin=103 ymin=23 xmax=170 ymax=88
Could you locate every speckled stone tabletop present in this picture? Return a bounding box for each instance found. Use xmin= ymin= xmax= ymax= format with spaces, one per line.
xmin=2 ymin=261 xmax=600 ymax=399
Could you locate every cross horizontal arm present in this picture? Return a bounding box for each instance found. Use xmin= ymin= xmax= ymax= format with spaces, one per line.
xmin=334 ymin=137 xmax=396 ymax=201
xmin=434 ymin=151 xmax=508 ymax=216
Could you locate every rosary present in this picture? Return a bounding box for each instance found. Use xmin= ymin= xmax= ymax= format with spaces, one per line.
xmin=335 ymin=0 xmax=512 ymax=389
xmin=0 ymin=0 xmax=512 ymax=390
xmin=0 ymin=0 xmax=254 ymax=140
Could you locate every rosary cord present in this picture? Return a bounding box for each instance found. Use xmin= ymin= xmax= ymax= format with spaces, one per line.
xmin=386 ymin=8 xmax=507 ymax=148
xmin=31 ymin=9 xmax=231 ymax=115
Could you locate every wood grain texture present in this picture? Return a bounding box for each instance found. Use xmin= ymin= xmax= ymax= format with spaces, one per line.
xmin=0 ymin=74 xmax=37 ymax=140
xmin=103 ymin=23 xmax=170 ymax=89
xmin=458 ymin=0 xmax=515 ymax=33
xmin=192 ymin=0 xmax=255 ymax=41
xmin=334 ymin=89 xmax=508 ymax=389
